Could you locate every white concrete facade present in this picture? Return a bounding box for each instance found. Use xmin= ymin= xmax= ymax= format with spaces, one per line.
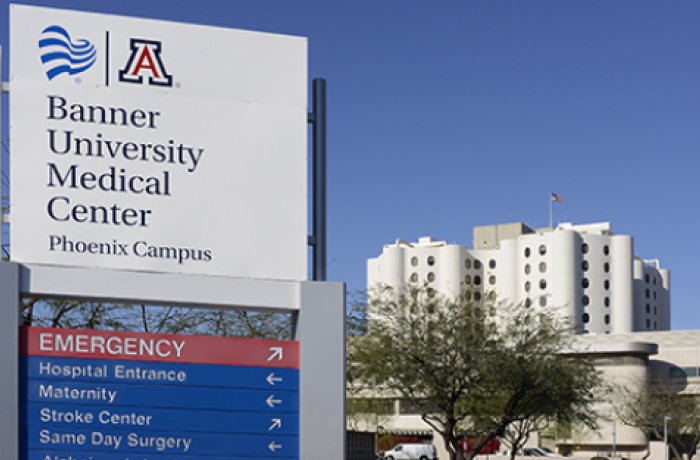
xmin=367 ymin=222 xmax=670 ymax=335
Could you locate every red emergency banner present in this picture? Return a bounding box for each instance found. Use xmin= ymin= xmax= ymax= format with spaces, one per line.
xmin=21 ymin=326 xmax=299 ymax=368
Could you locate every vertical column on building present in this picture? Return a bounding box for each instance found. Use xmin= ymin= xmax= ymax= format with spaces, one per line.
xmin=632 ymin=258 xmax=645 ymax=331
xmin=611 ymin=235 xmax=634 ymax=334
xmin=550 ymin=230 xmax=578 ymax=330
xmin=438 ymin=245 xmax=464 ymax=298
xmin=380 ymin=245 xmax=405 ymax=294
xmin=499 ymin=239 xmax=518 ymax=305
xmin=659 ymin=268 xmax=671 ymax=329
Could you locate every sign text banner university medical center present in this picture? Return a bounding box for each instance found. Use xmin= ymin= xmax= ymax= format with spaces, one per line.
xmin=10 ymin=5 xmax=308 ymax=280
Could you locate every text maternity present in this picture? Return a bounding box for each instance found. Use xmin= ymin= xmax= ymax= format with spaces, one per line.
xmin=44 ymin=94 xmax=212 ymax=264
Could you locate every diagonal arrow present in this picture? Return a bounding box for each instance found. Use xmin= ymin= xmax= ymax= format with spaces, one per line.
xmin=267 ymin=346 xmax=283 ymax=362
xmin=266 ymin=394 xmax=282 ymax=408
xmin=268 ymin=441 xmax=283 ymax=452
xmin=266 ymin=372 xmax=283 ymax=386
xmin=269 ymin=418 xmax=282 ymax=431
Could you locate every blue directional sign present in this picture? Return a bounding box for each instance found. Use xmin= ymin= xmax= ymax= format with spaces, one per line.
xmin=21 ymin=326 xmax=300 ymax=459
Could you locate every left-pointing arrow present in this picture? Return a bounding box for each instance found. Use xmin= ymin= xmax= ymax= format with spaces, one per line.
xmin=266 ymin=394 xmax=282 ymax=408
xmin=266 ymin=372 xmax=283 ymax=386
xmin=269 ymin=418 xmax=282 ymax=431
xmin=268 ymin=441 xmax=283 ymax=452
xmin=267 ymin=346 xmax=283 ymax=361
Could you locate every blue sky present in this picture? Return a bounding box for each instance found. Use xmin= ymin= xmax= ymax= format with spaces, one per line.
xmin=2 ymin=1 xmax=699 ymax=329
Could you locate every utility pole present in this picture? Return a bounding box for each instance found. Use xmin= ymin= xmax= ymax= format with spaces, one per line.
xmin=664 ymin=415 xmax=671 ymax=460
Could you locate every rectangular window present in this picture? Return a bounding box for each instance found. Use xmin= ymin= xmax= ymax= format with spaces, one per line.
xmin=668 ymin=366 xmax=688 ymax=379
xmin=684 ymin=367 xmax=699 ymax=377
xmin=347 ymin=398 xmax=394 ymax=415
xmin=399 ymin=399 xmax=438 ymax=415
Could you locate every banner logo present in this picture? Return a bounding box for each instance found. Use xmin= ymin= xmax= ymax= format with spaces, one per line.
xmin=38 ymin=25 xmax=97 ymax=80
xmin=119 ymin=38 xmax=173 ymax=87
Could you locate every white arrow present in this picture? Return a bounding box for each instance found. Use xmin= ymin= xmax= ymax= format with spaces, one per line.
xmin=268 ymin=441 xmax=283 ymax=452
xmin=266 ymin=372 xmax=283 ymax=386
xmin=267 ymin=346 xmax=283 ymax=362
xmin=266 ymin=395 xmax=282 ymax=408
xmin=269 ymin=418 xmax=283 ymax=431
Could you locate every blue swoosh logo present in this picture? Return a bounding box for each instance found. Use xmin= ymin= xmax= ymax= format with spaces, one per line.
xmin=38 ymin=25 xmax=97 ymax=80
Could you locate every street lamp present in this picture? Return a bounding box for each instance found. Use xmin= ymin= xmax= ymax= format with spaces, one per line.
xmin=663 ymin=416 xmax=672 ymax=460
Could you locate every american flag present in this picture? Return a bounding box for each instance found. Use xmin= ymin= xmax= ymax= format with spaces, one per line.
xmin=551 ymin=192 xmax=564 ymax=203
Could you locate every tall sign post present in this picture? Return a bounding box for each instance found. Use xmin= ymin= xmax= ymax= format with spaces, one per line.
xmin=2 ymin=4 xmax=345 ymax=460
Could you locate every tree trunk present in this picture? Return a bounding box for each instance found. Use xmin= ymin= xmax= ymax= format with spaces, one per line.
xmin=451 ymin=436 xmax=465 ymax=460
xmin=467 ymin=432 xmax=499 ymax=460
xmin=438 ymin=424 xmax=465 ymax=460
xmin=508 ymin=428 xmax=528 ymax=460
xmin=670 ymin=444 xmax=682 ymax=460
xmin=440 ymin=430 xmax=456 ymax=460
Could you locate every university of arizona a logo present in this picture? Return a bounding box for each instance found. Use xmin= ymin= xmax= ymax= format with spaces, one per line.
xmin=38 ymin=25 xmax=97 ymax=80
xmin=119 ymin=39 xmax=173 ymax=87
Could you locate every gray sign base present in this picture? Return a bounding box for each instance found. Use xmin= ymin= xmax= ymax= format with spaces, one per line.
xmin=0 ymin=261 xmax=345 ymax=460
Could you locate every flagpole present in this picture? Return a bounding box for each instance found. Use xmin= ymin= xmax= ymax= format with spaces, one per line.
xmin=548 ymin=194 xmax=553 ymax=228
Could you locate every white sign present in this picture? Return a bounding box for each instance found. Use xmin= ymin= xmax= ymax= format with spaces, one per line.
xmin=10 ymin=5 xmax=308 ymax=280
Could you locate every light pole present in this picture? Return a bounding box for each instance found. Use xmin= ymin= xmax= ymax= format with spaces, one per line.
xmin=664 ymin=415 xmax=672 ymax=460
